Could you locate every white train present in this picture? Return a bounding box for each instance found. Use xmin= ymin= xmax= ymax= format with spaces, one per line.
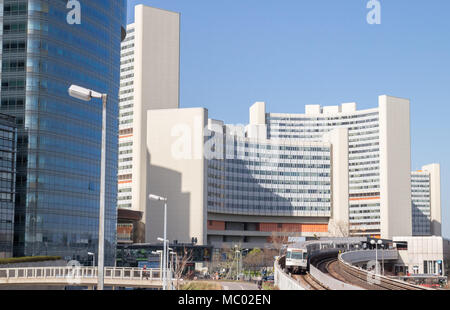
xmin=285 ymin=245 xmax=308 ymax=274
xmin=285 ymin=239 xmax=353 ymax=274
xmin=284 ymin=238 xmax=369 ymax=274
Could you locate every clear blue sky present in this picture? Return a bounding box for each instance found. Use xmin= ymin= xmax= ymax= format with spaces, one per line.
xmin=127 ymin=0 xmax=450 ymax=238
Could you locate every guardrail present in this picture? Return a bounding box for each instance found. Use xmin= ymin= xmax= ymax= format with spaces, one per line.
xmin=274 ymin=257 xmax=305 ymax=290
xmin=0 ymin=266 xmax=173 ymax=288
xmin=0 ymin=267 xmax=162 ymax=280
xmin=340 ymin=250 xmax=398 ymax=264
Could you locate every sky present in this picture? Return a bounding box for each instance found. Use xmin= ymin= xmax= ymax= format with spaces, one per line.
xmin=127 ymin=0 xmax=450 ymax=238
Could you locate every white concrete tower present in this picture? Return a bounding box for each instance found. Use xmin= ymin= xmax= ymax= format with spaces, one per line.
xmin=378 ymin=95 xmax=412 ymax=238
xmin=118 ymin=5 xmax=180 ymax=236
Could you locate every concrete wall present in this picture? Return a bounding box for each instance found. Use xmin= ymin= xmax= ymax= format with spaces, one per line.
xmin=379 ymin=95 xmax=412 ymax=238
xmin=132 ymin=5 xmax=180 ymax=220
xmin=146 ymin=108 xmax=207 ymax=245
xmin=393 ymin=236 xmax=446 ymax=275
xmin=274 ymin=258 xmax=305 ymax=290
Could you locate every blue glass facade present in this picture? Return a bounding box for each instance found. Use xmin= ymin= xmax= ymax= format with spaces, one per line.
xmin=0 ymin=114 xmax=16 ymax=259
xmin=0 ymin=0 xmax=126 ymax=265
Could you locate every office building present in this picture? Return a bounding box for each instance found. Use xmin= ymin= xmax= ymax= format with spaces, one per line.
xmin=144 ymin=96 xmax=441 ymax=247
xmin=117 ymin=5 xmax=180 ymax=243
xmin=411 ymin=164 xmax=441 ymax=236
xmin=0 ymin=1 xmax=126 ymax=264
xmin=0 ymin=114 xmax=16 ymax=258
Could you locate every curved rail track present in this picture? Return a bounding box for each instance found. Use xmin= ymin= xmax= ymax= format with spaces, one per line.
xmin=292 ymin=255 xmax=429 ymax=290
xmin=292 ymin=273 xmax=329 ymax=290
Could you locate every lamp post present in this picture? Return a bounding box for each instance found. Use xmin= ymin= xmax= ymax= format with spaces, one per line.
xmin=88 ymin=252 xmax=95 ymax=267
xmin=149 ymin=193 xmax=168 ymax=290
xmin=370 ymin=239 xmax=383 ymax=275
xmin=152 ymin=250 xmax=163 ymax=280
xmin=158 ymin=237 xmax=170 ymax=289
xmin=68 ymin=85 xmax=107 ymax=290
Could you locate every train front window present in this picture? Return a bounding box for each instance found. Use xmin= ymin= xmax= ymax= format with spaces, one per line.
xmin=291 ymin=252 xmax=303 ymax=260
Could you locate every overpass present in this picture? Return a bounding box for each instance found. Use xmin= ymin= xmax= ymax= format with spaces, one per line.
xmin=0 ymin=266 xmax=173 ymax=289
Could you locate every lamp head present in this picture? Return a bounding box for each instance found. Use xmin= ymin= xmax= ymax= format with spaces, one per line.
xmin=68 ymin=85 xmax=102 ymax=101
xmin=149 ymin=194 xmax=167 ymax=201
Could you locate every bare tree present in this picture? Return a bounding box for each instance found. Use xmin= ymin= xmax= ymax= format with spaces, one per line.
xmin=174 ymin=247 xmax=193 ymax=290
xmin=328 ymin=219 xmax=350 ymax=237
xmin=208 ymin=245 xmax=241 ymax=280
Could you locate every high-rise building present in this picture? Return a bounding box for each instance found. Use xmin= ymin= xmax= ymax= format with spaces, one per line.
xmin=262 ymin=96 xmax=413 ymax=238
xmin=411 ymin=164 xmax=441 ymax=236
xmin=144 ymin=96 xmax=441 ymax=247
xmin=117 ymin=5 xmax=180 ymax=243
xmin=0 ymin=1 xmax=126 ymax=264
xmin=0 ymin=113 xmax=16 ymax=259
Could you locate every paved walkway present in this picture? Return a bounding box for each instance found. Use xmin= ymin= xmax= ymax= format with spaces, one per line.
xmin=220 ymin=281 xmax=259 ymax=290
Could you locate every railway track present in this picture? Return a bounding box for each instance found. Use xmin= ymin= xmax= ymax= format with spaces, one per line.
xmin=324 ymin=258 xmax=429 ymax=290
xmin=283 ymin=251 xmax=430 ymax=290
xmin=292 ymin=273 xmax=329 ymax=290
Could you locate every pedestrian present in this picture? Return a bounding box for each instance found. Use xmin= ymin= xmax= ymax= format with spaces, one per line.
xmin=257 ymin=279 xmax=263 ymax=290
xmin=143 ymin=265 xmax=149 ymax=280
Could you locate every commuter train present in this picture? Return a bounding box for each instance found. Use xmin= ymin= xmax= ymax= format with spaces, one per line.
xmin=285 ymin=246 xmax=308 ymax=274
xmin=284 ymin=237 xmax=368 ymax=274
xmin=285 ymin=241 xmax=334 ymax=274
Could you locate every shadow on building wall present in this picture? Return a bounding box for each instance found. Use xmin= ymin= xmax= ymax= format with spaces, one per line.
xmin=146 ymin=151 xmax=192 ymax=244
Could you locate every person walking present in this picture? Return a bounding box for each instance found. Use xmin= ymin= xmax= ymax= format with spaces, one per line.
xmin=143 ymin=265 xmax=149 ymax=280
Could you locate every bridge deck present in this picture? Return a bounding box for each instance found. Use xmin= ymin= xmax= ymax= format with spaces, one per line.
xmin=0 ymin=267 xmax=173 ymax=288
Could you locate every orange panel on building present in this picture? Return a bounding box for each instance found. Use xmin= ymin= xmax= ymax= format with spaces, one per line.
xmin=208 ymin=220 xmax=225 ymax=231
xmin=259 ymin=223 xmax=328 ymax=233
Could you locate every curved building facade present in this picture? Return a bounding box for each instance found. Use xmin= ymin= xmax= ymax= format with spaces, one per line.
xmin=0 ymin=0 xmax=126 ymax=264
xmin=207 ymin=136 xmax=332 ymax=217
xmin=266 ymin=103 xmax=382 ymax=235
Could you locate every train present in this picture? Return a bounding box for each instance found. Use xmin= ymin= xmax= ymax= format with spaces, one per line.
xmin=284 ymin=237 xmax=370 ymax=274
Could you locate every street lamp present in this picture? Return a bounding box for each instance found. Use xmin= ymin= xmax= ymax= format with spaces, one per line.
xmin=152 ymin=250 xmax=163 ymax=280
xmin=150 ymin=194 xmax=168 ymax=290
xmin=370 ymin=239 xmax=383 ymax=275
xmin=157 ymin=237 xmax=169 ymax=290
xmin=88 ymin=252 xmax=95 ymax=267
xmin=68 ymin=84 xmax=107 ymax=290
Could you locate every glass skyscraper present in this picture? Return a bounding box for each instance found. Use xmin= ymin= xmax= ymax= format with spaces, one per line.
xmin=0 ymin=0 xmax=126 ymax=265
xmin=0 ymin=113 xmax=16 ymax=259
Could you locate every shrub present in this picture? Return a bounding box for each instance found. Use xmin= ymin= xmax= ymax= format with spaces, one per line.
xmin=0 ymin=256 xmax=62 ymax=265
